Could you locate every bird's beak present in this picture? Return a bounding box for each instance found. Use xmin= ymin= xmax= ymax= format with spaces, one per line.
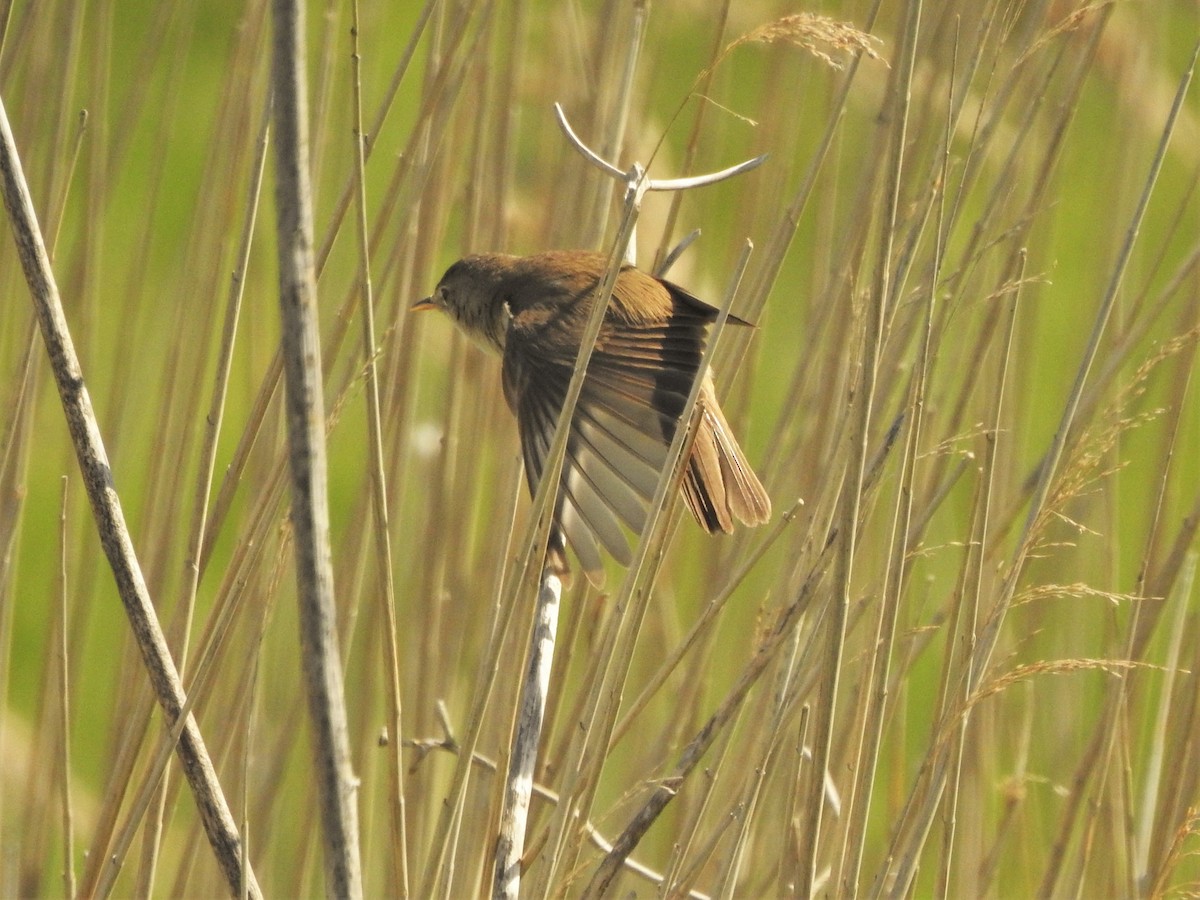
xmin=411 ymin=297 xmax=436 ymax=312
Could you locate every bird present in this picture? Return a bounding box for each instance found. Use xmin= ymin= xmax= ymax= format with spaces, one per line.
xmin=414 ymin=250 xmax=771 ymax=586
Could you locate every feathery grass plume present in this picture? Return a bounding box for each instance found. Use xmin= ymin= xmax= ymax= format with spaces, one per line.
xmin=722 ymin=12 xmax=886 ymax=71
xmin=1013 ymin=581 xmax=1140 ymax=608
xmin=1036 ymin=327 xmax=1200 ymax=543
xmin=649 ymin=11 xmax=886 ymax=159
xmin=1146 ymin=808 xmax=1200 ymax=898
xmin=969 ymin=658 xmax=1158 ymax=709
xmin=1013 ymin=1 xmax=1116 ymax=69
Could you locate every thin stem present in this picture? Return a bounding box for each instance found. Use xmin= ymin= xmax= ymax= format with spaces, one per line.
xmin=350 ymin=3 xmax=409 ymax=894
xmin=57 ymin=477 xmax=76 ymax=899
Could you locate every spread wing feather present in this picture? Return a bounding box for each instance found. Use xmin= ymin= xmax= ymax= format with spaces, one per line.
xmin=501 ymin=262 xmax=769 ymax=585
xmin=504 ymin=340 xmax=683 ymax=585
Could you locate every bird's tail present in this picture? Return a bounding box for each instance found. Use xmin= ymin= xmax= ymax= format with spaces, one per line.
xmin=682 ymin=398 xmax=771 ymax=534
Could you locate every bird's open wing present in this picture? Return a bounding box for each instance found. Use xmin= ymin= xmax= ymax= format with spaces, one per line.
xmin=501 ymin=306 xmax=716 ymax=586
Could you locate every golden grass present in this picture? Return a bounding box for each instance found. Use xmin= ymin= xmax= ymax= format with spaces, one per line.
xmin=1 ymin=1 xmax=1199 ymax=897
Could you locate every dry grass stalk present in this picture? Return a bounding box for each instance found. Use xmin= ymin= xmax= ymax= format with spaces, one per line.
xmin=3 ymin=2 xmax=1200 ymax=897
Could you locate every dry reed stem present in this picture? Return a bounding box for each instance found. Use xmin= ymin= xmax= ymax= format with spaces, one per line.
xmin=493 ymin=569 xmax=560 ymax=898
xmin=0 ymin=90 xmax=260 ymax=899
xmin=577 ymin=244 xmax=753 ymax=897
xmin=349 ymin=3 xmax=410 ymax=894
xmin=132 ymin=64 xmax=272 ymax=900
xmin=5 ymin=1 xmax=1200 ymax=896
xmin=56 ymin=477 xmax=76 ymax=898
xmin=802 ymin=2 xmax=920 ymax=895
xmin=270 ymin=0 xmax=362 ymax=894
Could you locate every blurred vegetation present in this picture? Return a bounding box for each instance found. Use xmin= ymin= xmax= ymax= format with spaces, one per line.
xmin=1 ymin=0 xmax=1199 ymax=897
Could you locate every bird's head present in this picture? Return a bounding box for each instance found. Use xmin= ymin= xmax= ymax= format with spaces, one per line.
xmin=412 ymin=254 xmax=515 ymax=354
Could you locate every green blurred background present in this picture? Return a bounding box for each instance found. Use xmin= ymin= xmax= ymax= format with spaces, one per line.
xmin=2 ymin=0 xmax=1199 ymax=896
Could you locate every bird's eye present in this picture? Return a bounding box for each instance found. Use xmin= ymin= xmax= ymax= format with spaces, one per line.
xmin=436 ymin=285 xmax=449 ymax=305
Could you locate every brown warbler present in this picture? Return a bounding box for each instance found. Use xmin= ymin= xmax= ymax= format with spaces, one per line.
xmin=414 ymin=250 xmax=770 ymax=585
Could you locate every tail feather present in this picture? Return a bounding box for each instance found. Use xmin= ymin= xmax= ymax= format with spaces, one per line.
xmin=682 ymin=422 xmax=731 ymax=532
xmin=681 ymin=391 xmax=771 ymax=534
